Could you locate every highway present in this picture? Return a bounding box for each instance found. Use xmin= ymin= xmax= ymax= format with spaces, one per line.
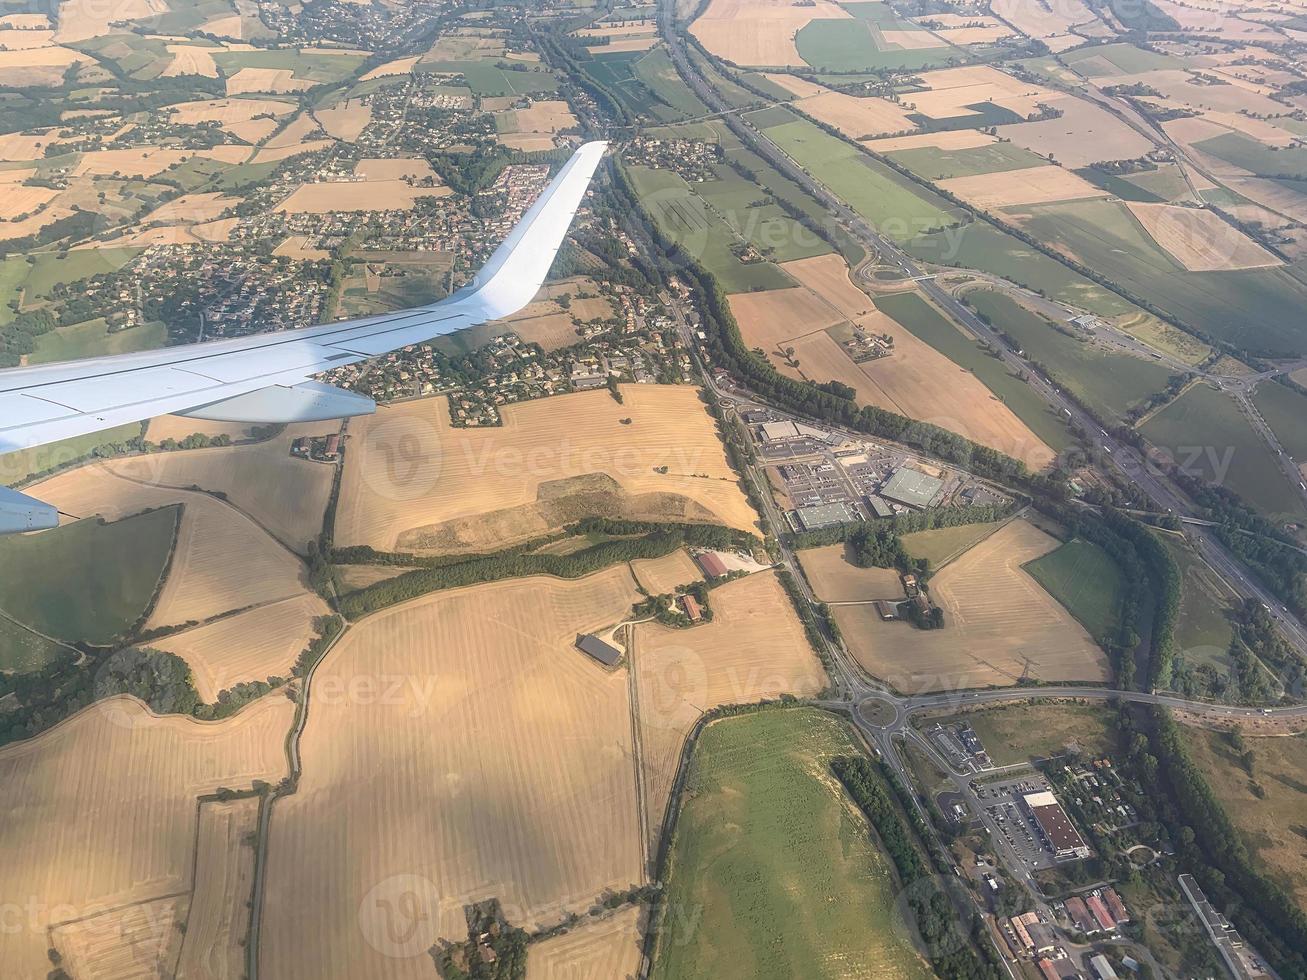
xmin=656 ymin=11 xmax=1307 ymax=661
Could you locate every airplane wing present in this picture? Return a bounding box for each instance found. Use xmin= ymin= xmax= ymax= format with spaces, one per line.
xmin=0 ymin=141 xmax=608 ymax=533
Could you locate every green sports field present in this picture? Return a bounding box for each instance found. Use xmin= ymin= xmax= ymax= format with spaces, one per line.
xmin=1024 ymin=538 xmax=1127 ymax=641
xmin=0 ymin=506 xmax=179 ymax=646
xmin=652 ymin=708 xmax=933 ymax=980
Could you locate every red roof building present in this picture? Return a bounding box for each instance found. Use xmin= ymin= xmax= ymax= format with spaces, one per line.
xmin=681 ymin=594 xmax=702 ymax=622
xmin=1065 ymin=896 xmax=1097 ymax=934
xmin=1087 ymin=894 xmax=1116 ymax=932
xmin=1103 ymin=887 xmax=1130 ymax=924
xmin=696 ymin=552 xmax=728 ymax=578
xmin=1037 ymin=959 xmax=1063 ymax=980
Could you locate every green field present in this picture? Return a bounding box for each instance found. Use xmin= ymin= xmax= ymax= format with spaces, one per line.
xmin=756 ymin=112 xmax=959 ymax=241
xmin=901 ymin=520 xmax=1005 ymax=569
xmin=696 ymin=169 xmax=831 ymax=263
xmin=0 ymin=422 xmax=144 ymax=488
xmin=965 ymin=289 xmax=1172 ymax=420
xmin=652 ymin=708 xmax=932 ymax=980
xmin=1195 ymin=132 xmax=1307 ymax=181
xmin=796 ymin=19 xmax=955 ymax=72
xmin=23 ymin=248 xmax=141 ymax=300
xmin=1252 ymin=381 xmax=1307 ymax=461
xmin=213 ymin=49 xmax=367 ymax=84
xmin=0 ymin=507 xmax=179 ymax=646
xmin=628 ymin=165 xmax=794 ymax=292
xmin=1161 ymin=534 xmax=1234 ymax=666
xmin=1061 ymin=42 xmax=1180 ymax=77
xmin=875 ymin=291 xmax=1074 ymax=452
xmin=419 ymin=61 xmax=557 ymax=96
xmin=1018 ymin=199 xmax=1307 ymax=356
xmin=0 ymin=616 xmax=66 ymax=673
xmin=632 ymin=46 xmax=710 ymax=120
xmin=904 ymin=223 xmax=1132 ymax=316
xmin=887 ymin=141 xmax=1049 ymax=180
xmin=31 ymin=318 xmax=166 ymax=365
xmin=1024 ymin=538 xmax=1127 ymax=641
xmin=1074 ymin=166 xmax=1167 ymax=203
xmin=1141 ymin=383 xmax=1307 ymax=522
xmin=929 ymin=702 xmax=1115 ymax=767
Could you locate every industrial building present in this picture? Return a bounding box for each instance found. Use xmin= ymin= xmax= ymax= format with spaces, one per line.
xmin=792 ymin=501 xmax=859 ymax=531
xmin=880 ymin=466 xmax=945 ymax=509
xmin=1023 ymin=791 xmax=1091 ymax=860
xmin=696 ymin=551 xmax=728 ymax=578
xmin=759 ymin=420 xmax=801 ymax=442
xmin=1090 ymin=954 xmax=1119 ymax=979
xmin=575 ymin=634 xmax=621 ymax=667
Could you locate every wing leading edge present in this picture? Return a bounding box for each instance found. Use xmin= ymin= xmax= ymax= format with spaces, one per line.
xmin=0 ymin=141 xmax=607 ymax=531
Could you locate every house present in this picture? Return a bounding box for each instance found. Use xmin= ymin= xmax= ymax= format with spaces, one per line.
xmin=681 ymin=594 xmax=702 ymax=622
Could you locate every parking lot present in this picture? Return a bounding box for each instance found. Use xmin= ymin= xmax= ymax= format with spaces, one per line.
xmin=975 ymin=775 xmax=1062 ymax=871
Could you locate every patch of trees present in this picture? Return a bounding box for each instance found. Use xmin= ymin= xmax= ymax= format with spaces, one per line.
xmin=339 ymin=521 xmax=754 ymax=618
xmin=433 ymin=899 xmax=528 ymax=980
xmin=788 ymin=503 xmax=1013 ymax=559
xmin=1120 ymin=706 xmax=1307 ymax=977
xmin=776 ymin=568 xmax=832 ymax=671
xmin=832 ymin=755 xmax=1003 ymax=979
xmin=291 ymin=615 xmax=345 ymax=678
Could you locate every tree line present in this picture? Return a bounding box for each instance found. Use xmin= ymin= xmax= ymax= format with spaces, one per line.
xmin=832 ymin=755 xmax=1004 ymax=980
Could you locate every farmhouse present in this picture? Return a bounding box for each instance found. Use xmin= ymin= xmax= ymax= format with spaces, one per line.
xmin=681 ymin=594 xmax=702 ymax=621
xmin=575 ymin=633 xmax=622 ymax=667
xmin=1023 ymin=790 xmax=1091 ymax=860
xmin=880 ymin=467 xmax=945 ymax=509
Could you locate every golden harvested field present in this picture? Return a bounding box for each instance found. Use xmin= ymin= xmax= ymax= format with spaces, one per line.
xmin=316 ymin=98 xmax=372 ymax=140
xmin=499 ymin=133 xmax=559 ymax=152
xmin=30 ymin=467 xmax=308 ymax=628
xmin=334 ymin=562 xmax=408 ymax=592
xmin=265 ymin=111 xmax=320 ymax=148
xmin=780 ymin=253 xmax=876 ymax=318
xmin=169 ymin=97 xmax=295 ymax=129
xmin=273 ymin=234 xmax=329 ymax=259
xmin=0 ymin=29 xmax=54 ymax=49
xmin=631 ymin=547 xmax=702 ymax=595
xmin=51 ymin=894 xmax=186 ymax=980
xmin=142 ymin=191 xmax=237 ymax=224
xmin=739 ymin=261 xmax=1055 ymax=468
xmin=1127 ymin=202 xmax=1282 ymax=271
xmin=833 ymin=519 xmax=1110 ymax=694
xmin=0 ymin=44 xmax=90 ymax=70
xmin=575 ymin=21 xmax=658 ymax=38
xmin=865 ymin=128 xmax=997 ymax=153
xmin=727 ymin=285 xmax=844 ymax=351
xmin=163 ymin=43 xmax=222 ymax=78
xmin=905 ymin=65 xmax=1055 ymax=120
xmin=145 ymin=416 xmax=252 ymax=444
xmin=154 ymin=593 xmax=331 ymax=701
xmin=335 ymin=386 xmax=759 ymax=554
xmin=998 ymin=93 xmax=1157 ymax=168
xmin=53 ymin=0 xmax=165 ymax=41
xmin=251 ymin=139 xmax=331 ymax=164
xmin=797 ymin=544 xmax=905 ymax=602
xmin=110 ymin=424 xmax=338 ymax=552
xmin=276 ymin=178 xmax=450 ymax=213
xmin=73 ymin=145 xmax=248 ymax=177
xmin=691 ymin=0 xmax=850 ymax=65
xmin=791 ymin=88 xmax=917 ymax=140
xmin=515 ymin=100 xmax=579 ymax=132
xmin=360 ymin=55 xmax=419 ymax=79
xmin=0 ymin=694 xmax=293 ymax=980
xmin=261 ymin=569 xmax=645 ymax=979
xmin=526 ymin=906 xmax=643 ymax=980
xmin=939 ymin=165 xmax=1108 ymax=208
xmin=586 ymin=37 xmax=659 ymax=53
xmin=354 ymin=157 xmax=440 ymax=181
xmin=0 ymin=132 xmax=61 ymax=159
xmin=175 ymin=797 xmax=261 ymax=979
xmin=226 ymin=67 xmax=314 ymax=95
xmin=0 ymin=183 xmax=57 ymax=220
xmin=633 ymin=571 xmax=826 ymax=851
xmin=990 ymin=0 xmax=1106 ymax=51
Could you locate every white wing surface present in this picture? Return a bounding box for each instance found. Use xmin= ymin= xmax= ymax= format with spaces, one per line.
xmin=0 ymin=141 xmax=607 ymax=532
